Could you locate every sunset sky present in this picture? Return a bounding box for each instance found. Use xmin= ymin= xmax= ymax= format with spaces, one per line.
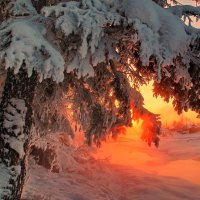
xmin=140 ymin=83 xmax=200 ymax=125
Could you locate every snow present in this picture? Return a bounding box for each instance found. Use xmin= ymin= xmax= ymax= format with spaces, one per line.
xmin=0 ymin=0 xmax=196 ymax=84
xmin=22 ymin=133 xmax=200 ymax=200
xmin=11 ymin=0 xmax=37 ymax=16
xmin=67 ymin=54 xmax=94 ymax=77
xmin=3 ymin=98 xmax=27 ymax=157
xmin=0 ymin=163 xmax=22 ymax=198
xmin=0 ymin=164 xmax=11 ymax=199
xmin=42 ymin=0 xmax=123 ymax=77
xmin=41 ymin=0 xmax=192 ymax=82
xmin=121 ymin=0 xmax=190 ymax=81
xmin=0 ymin=19 xmax=65 ymax=83
xmin=168 ymin=4 xmax=200 ymax=20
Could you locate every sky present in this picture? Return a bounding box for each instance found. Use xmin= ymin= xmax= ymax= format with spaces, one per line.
xmin=140 ymin=83 xmax=200 ymax=125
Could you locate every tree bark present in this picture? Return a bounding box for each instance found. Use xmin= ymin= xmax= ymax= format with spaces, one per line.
xmin=0 ymin=66 xmax=37 ymax=200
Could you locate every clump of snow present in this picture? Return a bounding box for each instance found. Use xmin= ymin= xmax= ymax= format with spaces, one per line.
xmin=174 ymin=60 xmax=192 ymax=88
xmin=121 ymin=0 xmax=190 ymax=80
xmin=0 ymin=163 xmax=22 ymax=198
xmin=0 ymin=20 xmax=65 ymax=82
xmin=0 ymin=164 xmax=10 ymax=199
xmin=67 ymin=54 xmax=94 ymax=77
xmin=10 ymin=0 xmax=37 ymax=16
xmin=168 ymin=4 xmax=200 ymax=25
xmin=3 ymin=98 xmax=27 ymax=157
xmin=3 ymin=99 xmax=27 ymax=135
xmin=42 ymin=0 xmax=123 ymax=77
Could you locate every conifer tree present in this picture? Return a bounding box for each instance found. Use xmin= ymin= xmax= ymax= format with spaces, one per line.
xmin=0 ymin=0 xmax=199 ymax=199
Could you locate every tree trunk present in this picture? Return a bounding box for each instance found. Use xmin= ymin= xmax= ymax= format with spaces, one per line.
xmin=0 ymin=66 xmax=37 ymax=200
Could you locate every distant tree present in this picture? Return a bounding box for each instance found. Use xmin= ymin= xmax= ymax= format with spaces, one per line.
xmin=0 ymin=0 xmax=199 ymax=199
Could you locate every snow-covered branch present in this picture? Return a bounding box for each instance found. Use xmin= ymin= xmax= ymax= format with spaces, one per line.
xmin=167 ymin=4 xmax=200 ymax=28
xmin=0 ymin=19 xmax=64 ymax=82
xmin=168 ymin=4 xmax=200 ymax=18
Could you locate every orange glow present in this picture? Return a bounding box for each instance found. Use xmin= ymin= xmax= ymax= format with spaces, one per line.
xmin=130 ymin=101 xmax=160 ymax=146
xmin=140 ymin=82 xmax=200 ymax=126
xmin=130 ymin=105 xmax=136 ymax=126
xmin=94 ymin=79 xmax=200 ymax=170
xmin=114 ymin=99 xmax=120 ymax=108
xmin=94 ymin=0 xmax=200 ymax=187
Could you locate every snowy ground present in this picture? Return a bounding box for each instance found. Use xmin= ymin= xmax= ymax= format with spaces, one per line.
xmin=22 ymin=133 xmax=200 ymax=200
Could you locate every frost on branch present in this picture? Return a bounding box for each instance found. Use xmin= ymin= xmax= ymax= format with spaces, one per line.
xmin=32 ymin=78 xmax=74 ymax=138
